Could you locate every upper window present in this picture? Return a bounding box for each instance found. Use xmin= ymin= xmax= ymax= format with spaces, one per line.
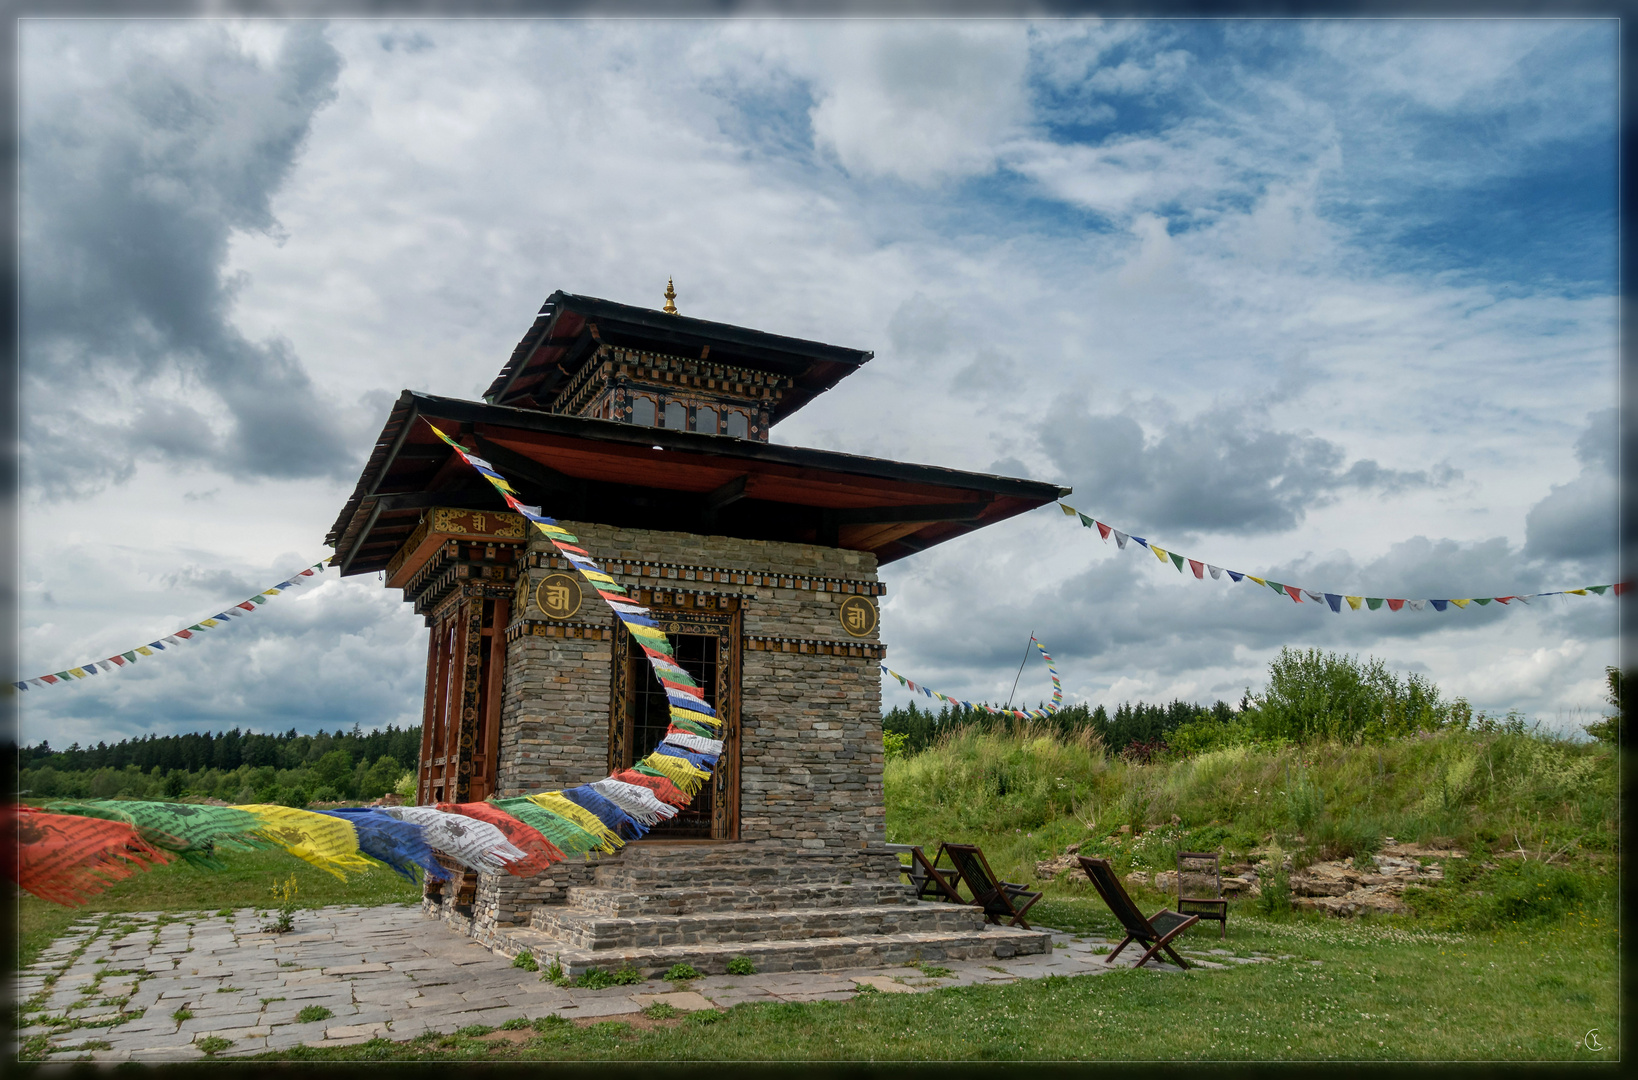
xmin=632 ymin=397 xmax=656 ymax=427
xmin=696 ymin=406 xmax=718 ymax=434
xmin=664 ymin=401 xmax=688 ymax=429
xmin=726 ymin=411 xmax=749 ymax=439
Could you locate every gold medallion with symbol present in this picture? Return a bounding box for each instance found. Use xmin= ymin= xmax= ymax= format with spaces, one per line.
xmin=535 ymin=573 xmax=583 ymax=620
xmin=838 ymin=595 xmax=878 ymax=637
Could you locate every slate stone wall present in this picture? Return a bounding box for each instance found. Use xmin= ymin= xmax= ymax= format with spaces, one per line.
xmin=455 ymin=520 xmax=886 ymax=934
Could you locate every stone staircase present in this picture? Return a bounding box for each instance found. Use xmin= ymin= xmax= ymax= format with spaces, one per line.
xmin=490 ymin=843 xmax=1053 ymax=977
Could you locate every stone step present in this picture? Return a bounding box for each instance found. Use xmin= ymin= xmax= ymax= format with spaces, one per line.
xmin=562 ymin=881 xmax=914 ymax=917
xmin=530 ymin=902 xmax=983 ymax=951
xmin=595 ymin=845 xmax=905 ymax=889
xmin=492 ymin=923 xmax=1053 ymax=978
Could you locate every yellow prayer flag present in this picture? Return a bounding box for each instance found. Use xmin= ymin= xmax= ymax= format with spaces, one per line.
xmin=527 ymin=792 xmax=624 ymax=853
xmin=641 ymin=751 xmax=711 ymax=796
xmin=262 ymin=589 xmax=281 ymax=596
xmin=1345 ymin=596 xmax=1363 ymax=611
xmin=69 ymin=667 xmax=87 ymax=678
xmin=1151 ymin=545 xmax=1169 ymax=563
xmin=1450 ymin=598 xmax=1471 ymax=609
xmin=1060 ymin=503 xmax=1078 ymax=516
xmin=239 ymin=804 xmax=378 ymax=880
xmin=136 ymin=646 xmax=154 ymax=656
xmin=200 ymin=619 xmax=220 ymax=628
xmin=1566 ymin=589 xmax=1588 ymax=596
xmin=671 ymin=706 xmax=721 ymax=729
xmin=1247 ymin=576 xmax=1267 ymax=587
xmin=581 ymin=571 xmax=617 ymax=584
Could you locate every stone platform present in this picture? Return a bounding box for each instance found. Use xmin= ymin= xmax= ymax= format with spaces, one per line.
xmin=487 ymin=842 xmax=1053 ymax=976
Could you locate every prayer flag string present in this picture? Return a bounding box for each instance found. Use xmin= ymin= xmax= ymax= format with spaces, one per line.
xmin=1057 ymin=504 xmax=1628 ymax=612
xmin=881 ymin=634 xmax=1063 ymax=719
xmin=13 ymin=563 xmax=327 ymax=692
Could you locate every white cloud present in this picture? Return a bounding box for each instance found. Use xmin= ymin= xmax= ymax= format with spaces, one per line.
xmin=802 ymin=22 xmax=1032 ymax=185
xmin=16 ymin=19 xmax=1619 ymax=748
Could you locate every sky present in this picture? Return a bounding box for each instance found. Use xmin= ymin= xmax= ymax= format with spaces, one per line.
xmin=15 ymin=17 xmax=1621 ymax=750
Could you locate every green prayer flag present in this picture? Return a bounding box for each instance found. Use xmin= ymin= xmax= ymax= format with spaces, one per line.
xmin=1473 ymin=597 xmax=1492 ymax=605
xmin=1078 ymin=513 xmax=1095 ymax=528
xmin=1366 ymin=598 xmax=1384 ymax=610
xmin=490 ymin=796 xmax=602 ymax=858
xmin=1169 ymin=551 xmax=1186 ymax=572
xmin=1588 ymin=585 xmax=1609 ymax=595
xmin=1267 ymin=580 xmax=1285 ymax=594
xmin=122 ymin=651 xmax=137 ymax=662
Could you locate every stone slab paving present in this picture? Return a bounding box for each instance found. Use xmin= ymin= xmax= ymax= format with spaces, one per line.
xmin=12 ymin=905 xmax=1276 ymax=1063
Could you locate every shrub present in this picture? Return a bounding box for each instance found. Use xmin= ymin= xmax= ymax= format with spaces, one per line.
xmin=543 ymin=954 xmax=565 ymax=984
xmin=393 ymin=771 xmax=417 ymax=797
xmin=1256 ymin=851 xmax=1292 ymax=916
xmin=261 ymin=875 xmax=299 ymax=933
xmin=512 ymin=950 xmax=538 ymax=971
xmin=643 ymin=1002 xmax=680 ymax=1020
xmin=1314 ymin=814 xmax=1384 ymax=866
xmin=662 ymin=963 xmax=700 ymax=982
xmin=574 ymin=968 xmax=615 ymax=989
xmin=725 ymin=956 xmax=756 ymax=976
xmin=1404 ymin=858 xmax=1598 ymax=930
xmin=882 ymin=731 xmax=909 ymax=759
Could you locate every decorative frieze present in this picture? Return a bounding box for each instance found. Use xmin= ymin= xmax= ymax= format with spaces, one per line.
xmin=530 ymin=551 xmax=885 ymax=595
xmin=744 ymin=636 xmax=886 ymax=658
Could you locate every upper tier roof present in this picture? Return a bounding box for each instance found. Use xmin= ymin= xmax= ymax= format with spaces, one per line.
xmin=483 ymin=290 xmax=874 ymax=424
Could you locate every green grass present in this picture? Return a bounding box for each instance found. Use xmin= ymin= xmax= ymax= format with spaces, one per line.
xmin=884 ymin=724 xmax=1616 ymax=888
xmin=297 ymin=1005 xmax=335 ymax=1024
xmin=17 ymin=845 xmax=421 ymax=970
xmin=250 ymin=900 xmax=1617 ymax=1061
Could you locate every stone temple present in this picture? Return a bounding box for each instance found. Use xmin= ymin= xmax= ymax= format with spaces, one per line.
xmin=325 ymin=288 xmax=1070 ymax=974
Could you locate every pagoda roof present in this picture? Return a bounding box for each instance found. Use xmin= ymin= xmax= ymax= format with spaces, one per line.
xmin=482 ymin=290 xmax=873 ymax=423
xmin=327 ymin=391 xmax=1070 ymax=576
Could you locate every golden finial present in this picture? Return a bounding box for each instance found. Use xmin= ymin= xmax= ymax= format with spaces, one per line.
xmin=663 ymin=277 xmax=678 ymax=315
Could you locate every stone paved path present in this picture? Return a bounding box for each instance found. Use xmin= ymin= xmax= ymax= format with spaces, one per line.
xmin=13 ymin=904 xmax=1280 ymax=1062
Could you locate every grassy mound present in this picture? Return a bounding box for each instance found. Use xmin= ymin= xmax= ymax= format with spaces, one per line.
xmin=884 ymin=721 xmax=1616 ymax=928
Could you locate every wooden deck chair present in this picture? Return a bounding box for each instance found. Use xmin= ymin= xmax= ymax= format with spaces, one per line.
xmin=943 ymin=843 xmax=1042 ymax=929
xmin=1076 ymin=856 xmax=1198 ymax=970
xmin=885 ymin=843 xmax=966 ymax=903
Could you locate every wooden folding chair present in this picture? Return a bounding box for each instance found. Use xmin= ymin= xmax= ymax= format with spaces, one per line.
xmin=1176 ymin=851 xmax=1229 ymax=940
xmin=884 ymin=842 xmax=965 ymax=903
xmin=944 ymin=843 xmax=1042 ymax=929
xmin=1077 ymin=855 xmax=1198 ymax=970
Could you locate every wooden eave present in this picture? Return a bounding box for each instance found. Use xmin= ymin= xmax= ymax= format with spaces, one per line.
xmin=482 ymin=291 xmax=873 ymax=424
xmin=326 ymin=392 xmax=1070 ymax=576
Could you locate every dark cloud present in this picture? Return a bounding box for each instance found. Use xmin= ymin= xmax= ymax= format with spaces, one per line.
xmin=1036 ymin=397 xmax=1461 ymax=534
xmin=1525 ymin=408 xmax=1617 ymax=561
xmin=21 ymin=23 xmax=355 ymax=498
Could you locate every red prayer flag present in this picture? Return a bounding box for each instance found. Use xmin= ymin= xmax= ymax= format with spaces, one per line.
xmin=108 ymin=656 xmax=125 ymax=667
xmin=1284 ymin=586 xmax=1304 ymax=603
xmin=6 ymin=806 xmax=171 ymax=906
xmin=1188 ymin=559 xmax=1205 ymax=579
xmin=436 ymin=802 xmax=563 ymax=876
xmin=1096 ymin=521 xmax=1112 ymax=541
xmin=174 ymin=629 xmax=193 ymax=639
xmin=1386 ymin=599 xmax=1405 ymax=611
xmin=611 ymin=769 xmax=691 ymax=808
xmin=1615 ymin=582 xmax=1629 ymax=596
xmin=1494 ymin=596 xmax=1514 ymax=605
